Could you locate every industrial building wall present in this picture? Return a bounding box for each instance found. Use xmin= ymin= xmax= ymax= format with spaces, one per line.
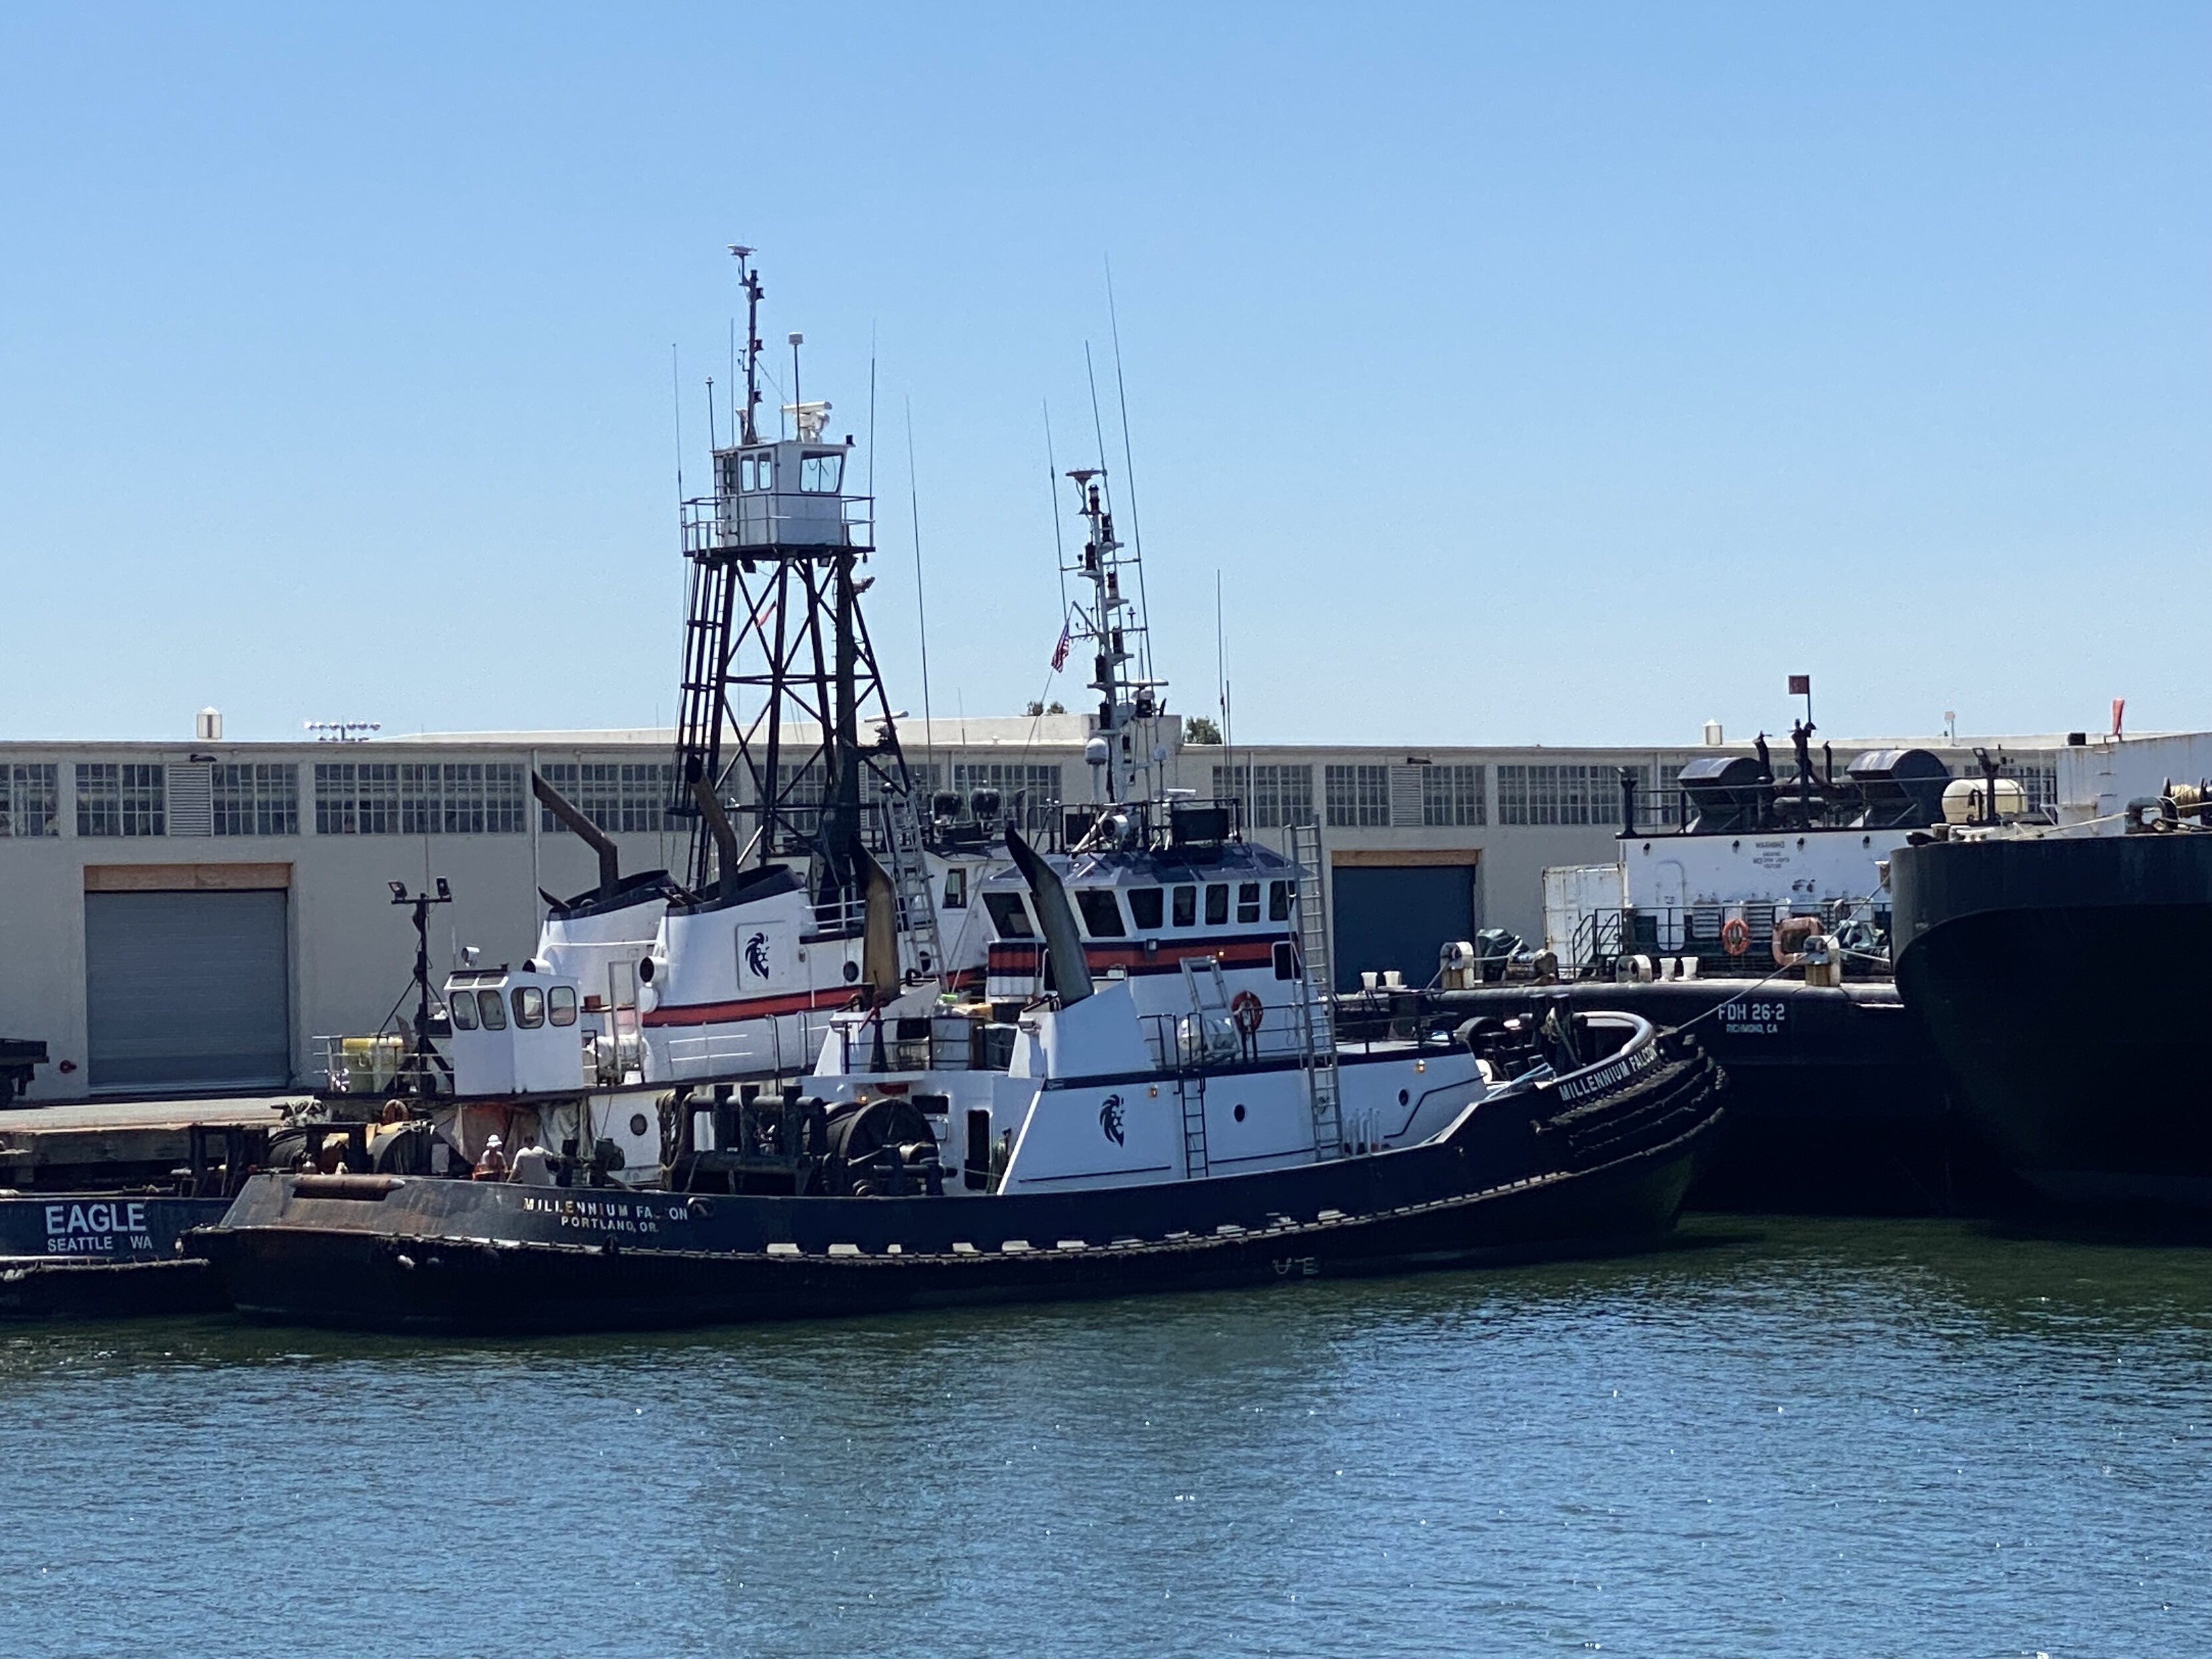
xmin=0 ymin=728 xmax=2068 ymax=1100
xmin=0 ymin=780 xmax=675 ymax=1103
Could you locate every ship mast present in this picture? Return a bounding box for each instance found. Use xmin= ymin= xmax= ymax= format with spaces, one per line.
xmin=668 ymin=249 xmax=911 ymax=911
xmin=1064 ymin=467 xmax=1168 ymax=814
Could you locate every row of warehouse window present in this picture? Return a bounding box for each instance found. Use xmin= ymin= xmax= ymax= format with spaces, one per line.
xmin=0 ymin=759 xmax=1077 ymax=839
xmin=1 ymin=762 xmax=302 ymax=839
xmin=1214 ymin=764 xmax=1500 ymax=828
xmin=0 ymin=756 xmax=2063 ymax=839
xmin=1217 ymin=760 xmax=2059 ymax=829
xmin=0 ymin=761 xmax=526 ymax=838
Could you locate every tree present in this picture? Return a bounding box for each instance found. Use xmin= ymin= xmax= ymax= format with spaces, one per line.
xmin=1184 ymin=715 xmax=1223 ymax=744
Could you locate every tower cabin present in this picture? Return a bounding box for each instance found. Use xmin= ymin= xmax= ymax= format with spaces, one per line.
xmin=711 ymin=402 xmax=856 ymax=550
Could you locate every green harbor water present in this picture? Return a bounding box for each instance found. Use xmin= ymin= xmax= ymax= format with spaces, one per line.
xmin=2 ymin=1215 xmax=2207 ymax=1658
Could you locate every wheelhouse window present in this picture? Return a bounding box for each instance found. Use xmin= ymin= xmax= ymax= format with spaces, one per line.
xmin=1205 ymin=883 xmax=1229 ymax=927
xmin=800 ymin=450 xmax=844 ymax=493
xmin=1075 ymin=889 xmax=1126 ymax=938
xmin=943 ymin=867 xmax=968 ymax=910
xmin=1237 ymin=881 xmax=1261 ymax=924
xmin=512 ymin=986 xmax=545 ymax=1028
xmin=740 ymin=452 xmax=774 ymax=492
xmin=476 ymin=988 xmax=508 ymax=1030
xmin=983 ymin=891 xmax=1034 ymax=939
xmin=1268 ymin=880 xmax=1293 ymax=922
xmin=448 ymin=992 xmax=478 ymax=1030
xmin=548 ymin=985 xmax=577 ymax=1026
xmin=1171 ymin=885 xmax=1196 ymax=928
xmin=1128 ymin=887 xmax=1164 ymax=930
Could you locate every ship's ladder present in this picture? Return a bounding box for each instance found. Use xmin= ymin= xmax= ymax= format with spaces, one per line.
xmin=1175 ymin=957 xmax=1234 ymax=1178
xmin=875 ymin=791 xmax=944 ymax=983
xmin=1287 ymin=822 xmax=1344 ymax=1159
xmin=1178 ymin=1075 xmax=1209 ymax=1181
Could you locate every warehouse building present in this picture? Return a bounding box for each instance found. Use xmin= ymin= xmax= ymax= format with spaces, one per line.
xmin=0 ymin=716 xmax=2065 ymax=1101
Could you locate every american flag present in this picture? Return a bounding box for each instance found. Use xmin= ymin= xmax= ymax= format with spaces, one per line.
xmin=1050 ymin=622 xmax=1071 ymax=672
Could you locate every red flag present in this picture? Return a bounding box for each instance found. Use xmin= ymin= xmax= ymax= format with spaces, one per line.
xmin=1050 ymin=623 xmax=1071 ymax=673
xmin=1788 ymin=674 xmax=1810 ymax=696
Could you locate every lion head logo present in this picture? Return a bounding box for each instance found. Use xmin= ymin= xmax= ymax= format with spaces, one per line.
xmin=744 ymin=931 xmax=772 ymax=980
xmin=1098 ymin=1093 xmax=1125 ymax=1145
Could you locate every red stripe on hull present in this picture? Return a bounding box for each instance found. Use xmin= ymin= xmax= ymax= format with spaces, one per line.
xmin=644 ymin=986 xmax=858 ymax=1028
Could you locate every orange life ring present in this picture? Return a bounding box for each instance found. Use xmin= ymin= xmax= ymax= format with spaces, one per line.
xmin=1229 ymin=990 xmax=1264 ymax=1038
xmin=1720 ymin=917 xmax=1751 ymax=957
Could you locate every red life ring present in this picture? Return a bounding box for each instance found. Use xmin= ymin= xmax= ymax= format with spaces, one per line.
xmin=1229 ymin=990 xmax=1265 ymax=1038
xmin=1720 ymin=917 xmax=1752 ymax=957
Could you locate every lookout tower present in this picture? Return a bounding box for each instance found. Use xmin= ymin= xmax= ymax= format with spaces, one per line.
xmin=668 ymin=249 xmax=915 ymax=920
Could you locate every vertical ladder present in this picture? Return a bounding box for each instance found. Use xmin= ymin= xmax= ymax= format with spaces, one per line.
xmin=1179 ymin=1077 xmax=1209 ymax=1179
xmin=877 ymin=793 xmax=943 ymax=982
xmin=1174 ymin=959 xmax=1223 ymax=1177
xmin=1287 ymin=822 xmax=1344 ymax=1159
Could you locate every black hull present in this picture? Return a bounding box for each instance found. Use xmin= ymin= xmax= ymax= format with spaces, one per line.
xmin=0 ymin=1259 xmax=226 ymax=1322
xmin=194 ymin=1042 xmax=1727 ymax=1334
xmin=1893 ymin=832 xmax=2212 ymax=1211
xmin=1433 ymin=982 xmax=1999 ymax=1213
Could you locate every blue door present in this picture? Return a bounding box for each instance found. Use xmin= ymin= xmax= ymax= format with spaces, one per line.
xmin=1329 ymin=863 xmax=1479 ymax=994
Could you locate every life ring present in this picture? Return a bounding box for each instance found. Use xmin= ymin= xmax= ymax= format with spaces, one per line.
xmin=1229 ymin=990 xmax=1264 ymax=1038
xmin=1720 ymin=917 xmax=1751 ymax=957
xmin=1772 ymin=915 xmax=1821 ymax=969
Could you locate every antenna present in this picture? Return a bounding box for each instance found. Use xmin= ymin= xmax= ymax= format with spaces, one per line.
xmin=1044 ymin=400 xmax=1068 ymax=618
xmin=729 ymin=245 xmax=762 ymax=445
xmin=1084 ymin=342 xmax=1112 ymax=500
xmin=1106 ymin=258 xmax=1154 ymax=684
xmin=1215 ymin=569 xmax=1226 ymax=736
xmin=788 ymin=332 xmax=804 ymax=433
xmin=905 ymin=397 xmax=936 ymax=774
xmin=705 ymin=376 xmax=716 ymax=452
xmin=670 ymin=344 xmax=684 ymax=502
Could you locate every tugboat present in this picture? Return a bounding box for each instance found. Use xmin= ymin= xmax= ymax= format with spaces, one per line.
xmin=186 ymin=269 xmax=1729 ymax=1332
xmin=192 ymin=839 xmax=1725 ymax=1330
xmin=1892 ymin=778 xmax=2212 ymax=1214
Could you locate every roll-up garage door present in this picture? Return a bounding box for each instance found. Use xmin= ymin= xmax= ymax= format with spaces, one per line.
xmin=1329 ymin=859 xmax=1479 ymax=994
xmin=84 ymin=888 xmax=291 ymax=1090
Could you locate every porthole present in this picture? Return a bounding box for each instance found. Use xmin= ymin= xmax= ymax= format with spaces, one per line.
xmin=843 ymin=961 xmax=860 ymax=982
xmin=629 ymin=1114 xmax=650 ymax=1139
xmin=1233 ymin=1103 xmax=1246 ymax=1123
xmin=1398 ymin=1088 xmax=1410 ymax=1107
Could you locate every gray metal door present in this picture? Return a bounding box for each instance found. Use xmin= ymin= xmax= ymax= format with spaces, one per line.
xmin=1329 ymin=863 xmax=1478 ymax=994
xmin=84 ymin=890 xmax=291 ymax=1090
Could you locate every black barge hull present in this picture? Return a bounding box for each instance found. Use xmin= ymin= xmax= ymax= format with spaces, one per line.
xmin=1893 ymin=831 xmax=2212 ymax=1213
xmin=194 ymin=1042 xmax=1726 ymax=1334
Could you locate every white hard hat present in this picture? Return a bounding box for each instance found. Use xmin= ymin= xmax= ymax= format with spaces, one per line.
xmin=484 ymin=1135 xmax=503 ymax=1149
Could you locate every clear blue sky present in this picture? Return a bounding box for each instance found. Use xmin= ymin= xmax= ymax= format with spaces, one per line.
xmin=3 ymin=4 xmax=2205 ymax=748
